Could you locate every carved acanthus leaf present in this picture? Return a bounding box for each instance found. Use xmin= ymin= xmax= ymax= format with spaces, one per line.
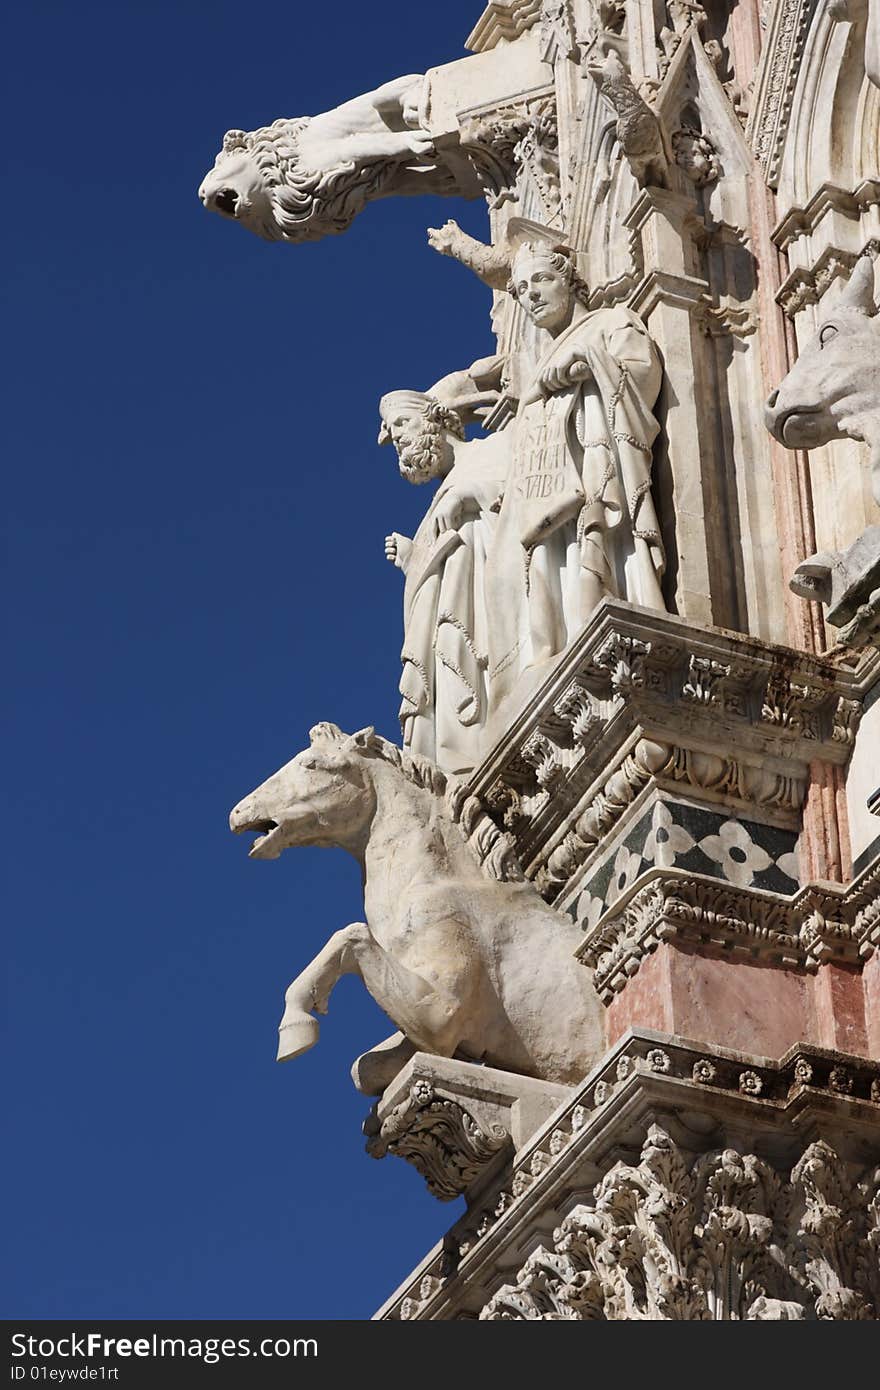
xmin=365 ymin=1082 xmax=510 ymax=1202
xmin=481 ymin=1130 xmax=879 ymax=1319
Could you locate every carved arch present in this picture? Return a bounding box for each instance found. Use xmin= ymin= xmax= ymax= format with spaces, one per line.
xmin=779 ymin=9 xmax=879 ymax=206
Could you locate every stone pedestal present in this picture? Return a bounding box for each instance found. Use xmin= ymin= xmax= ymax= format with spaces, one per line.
xmin=364 ymin=1054 xmax=571 ymax=1201
xmin=376 ymin=1029 xmax=880 ymax=1321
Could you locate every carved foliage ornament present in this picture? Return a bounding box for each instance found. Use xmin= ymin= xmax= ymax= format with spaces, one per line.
xmin=539 ymin=0 xmax=579 ymax=64
xmin=365 ymin=1081 xmax=510 ymax=1202
xmin=459 ymin=100 xmax=560 ymax=215
xmin=481 ymin=1129 xmax=879 ymax=1318
xmin=748 ymin=0 xmax=818 ymax=185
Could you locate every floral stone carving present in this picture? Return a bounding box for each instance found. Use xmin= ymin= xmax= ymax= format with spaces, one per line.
xmin=480 ymin=1127 xmax=879 ymax=1319
xmin=364 ymin=1079 xmax=510 ymax=1202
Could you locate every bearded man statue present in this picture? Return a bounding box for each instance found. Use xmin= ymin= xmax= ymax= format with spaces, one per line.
xmin=380 ymin=360 xmax=507 ymax=773
xmin=485 ymin=233 xmax=666 ymax=721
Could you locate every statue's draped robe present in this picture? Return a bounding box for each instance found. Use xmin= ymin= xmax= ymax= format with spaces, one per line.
xmin=399 ymin=433 xmax=507 ymax=773
xmin=486 ymin=304 xmax=665 ymax=713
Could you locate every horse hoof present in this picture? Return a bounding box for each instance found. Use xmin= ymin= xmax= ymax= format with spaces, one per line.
xmin=277 ymin=1013 xmax=320 ymax=1062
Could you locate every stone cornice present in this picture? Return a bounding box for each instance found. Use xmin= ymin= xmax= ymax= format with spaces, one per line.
xmin=776 ymin=239 xmax=880 ymax=318
xmin=576 ymin=861 xmax=880 ymax=1001
xmin=468 ymin=600 xmax=874 ymax=895
xmin=376 ymin=1029 xmax=880 ymax=1319
xmin=466 ymin=1 xmax=542 ymax=54
xmin=773 ymin=180 xmax=880 ymax=249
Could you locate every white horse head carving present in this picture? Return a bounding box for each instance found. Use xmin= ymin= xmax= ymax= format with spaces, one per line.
xmin=764 ymin=256 xmax=880 ymax=505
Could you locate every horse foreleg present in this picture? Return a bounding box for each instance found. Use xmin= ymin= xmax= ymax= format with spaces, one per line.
xmin=341 ymin=925 xmax=466 ymax=1057
xmin=277 ymin=921 xmax=427 ymax=1063
xmin=277 ymin=925 xmax=360 ymax=1062
xmin=279 ymin=921 xmax=468 ymax=1065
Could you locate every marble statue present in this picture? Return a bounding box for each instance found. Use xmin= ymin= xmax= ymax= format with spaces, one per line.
xmin=764 ymin=256 xmax=880 ymax=507
xmin=380 ymin=363 xmax=507 ymax=773
xmin=765 ymin=255 xmax=880 ymax=645
xmin=199 ymin=75 xmax=458 ymax=243
xmin=587 ymin=49 xmax=668 ymax=187
xmin=229 ymin=722 xmax=605 ymax=1095
xmin=486 ymin=232 xmax=666 ymax=713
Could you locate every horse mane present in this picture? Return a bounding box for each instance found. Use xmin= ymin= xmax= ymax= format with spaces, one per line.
xmin=311 ymin=723 xmax=525 ymax=883
xmin=369 ymin=736 xmax=526 ymax=883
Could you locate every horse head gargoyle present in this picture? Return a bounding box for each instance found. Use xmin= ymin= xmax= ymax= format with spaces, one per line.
xmin=230 ymin=722 xmax=605 ymax=1096
xmin=764 ymin=255 xmax=880 ymax=507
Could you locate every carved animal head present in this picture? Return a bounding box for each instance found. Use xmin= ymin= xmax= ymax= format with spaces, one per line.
xmin=199 ymin=119 xmax=395 ymax=244
xmin=230 ymin=723 xmax=525 ymax=880
xmin=229 ymin=723 xmax=382 ymax=857
xmin=764 ymin=257 xmax=880 ymax=469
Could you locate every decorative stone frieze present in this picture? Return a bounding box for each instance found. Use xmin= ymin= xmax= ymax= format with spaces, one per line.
xmin=375 ymin=1030 xmax=880 ymax=1320
xmin=747 ymin=0 xmax=820 ymax=186
xmin=576 ymin=863 xmax=879 ymax=1003
xmin=480 ymin=1129 xmax=879 ymax=1319
xmin=470 ymin=600 xmax=873 ymax=898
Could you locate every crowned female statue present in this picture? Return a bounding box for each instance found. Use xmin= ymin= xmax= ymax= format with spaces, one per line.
xmin=485 ymin=230 xmax=667 ymax=717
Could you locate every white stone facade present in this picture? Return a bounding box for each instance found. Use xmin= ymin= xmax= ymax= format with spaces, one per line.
xmin=209 ymin=0 xmax=880 ymax=1319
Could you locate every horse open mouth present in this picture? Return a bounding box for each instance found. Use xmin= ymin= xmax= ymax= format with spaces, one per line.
xmin=231 ymin=815 xmax=284 ymax=858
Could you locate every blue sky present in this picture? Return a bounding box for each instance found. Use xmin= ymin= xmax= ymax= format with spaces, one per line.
xmin=5 ymin=0 xmax=498 ymax=1319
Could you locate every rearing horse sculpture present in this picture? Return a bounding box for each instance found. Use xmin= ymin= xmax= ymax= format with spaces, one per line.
xmin=764 ymin=255 xmax=880 ymax=506
xmin=230 ymin=722 xmax=605 ymax=1095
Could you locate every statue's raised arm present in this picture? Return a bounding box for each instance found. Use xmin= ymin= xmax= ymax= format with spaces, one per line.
xmin=198 ymin=74 xmax=470 ymax=244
